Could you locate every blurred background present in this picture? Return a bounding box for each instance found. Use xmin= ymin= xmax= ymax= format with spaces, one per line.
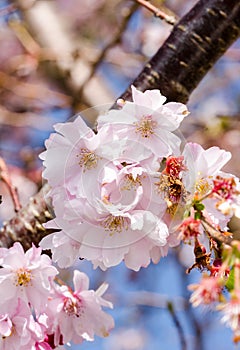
xmin=0 ymin=0 xmax=239 ymax=349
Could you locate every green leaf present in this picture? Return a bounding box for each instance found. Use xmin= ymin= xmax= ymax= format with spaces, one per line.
xmin=194 ymin=212 xmax=202 ymax=220
xmin=225 ymin=268 xmax=234 ymax=292
xmin=194 ymin=202 xmax=205 ymax=211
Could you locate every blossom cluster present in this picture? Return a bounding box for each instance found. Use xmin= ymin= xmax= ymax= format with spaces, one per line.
xmin=40 ymin=85 xmax=240 ymax=342
xmin=40 ymin=86 xmax=239 ymax=269
xmin=189 ymin=242 xmax=240 ymax=343
xmin=0 ymin=243 xmax=114 ymax=349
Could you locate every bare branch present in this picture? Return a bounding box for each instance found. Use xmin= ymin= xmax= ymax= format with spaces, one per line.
xmin=117 ymin=0 xmax=240 ymax=105
xmin=135 ymin=0 xmax=177 ymax=25
xmin=15 ymin=0 xmax=114 ymax=108
xmin=78 ymin=2 xmax=139 ymax=97
xmin=0 ymin=186 xmax=53 ymax=250
xmin=167 ymin=301 xmax=187 ymax=350
xmin=0 ymin=71 xmax=71 ymax=107
xmin=0 ymin=158 xmax=21 ymax=212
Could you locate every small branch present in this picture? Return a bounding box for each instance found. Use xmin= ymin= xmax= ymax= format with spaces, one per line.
xmin=0 ymin=4 xmax=17 ymax=17
xmin=174 ymin=251 xmax=204 ymax=350
xmin=78 ymin=2 xmax=139 ymax=97
xmin=167 ymin=301 xmax=187 ymax=350
xmin=8 ymin=19 xmax=41 ymax=57
xmin=127 ymin=290 xmax=187 ymax=310
xmin=135 ymin=0 xmax=177 ymax=25
xmin=0 ymin=158 xmax=21 ymax=212
xmin=0 ymin=185 xmax=53 ymax=250
xmin=0 ymin=105 xmax=58 ymax=130
xmin=201 ymin=218 xmax=232 ymax=246
xmin=0 ymin=71 xmax=71 ymax=107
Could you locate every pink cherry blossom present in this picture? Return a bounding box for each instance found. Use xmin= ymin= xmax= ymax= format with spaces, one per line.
xmin=189 ymin=275 xmax=223 ymax=307
xmin=214 ymin=175 xmax=240 ymax=219
xmin=0 ymin=298 xmax=45 ymax=350
xmin=45 ymin=270 xmax=114 ymax=345
xmin=182 ymin=142 xmax=234 ymax=229
xmin=43 ymin=194 xmax=169 ymax=271
xmin=42 ymin=171 xmax=169 ymax=271
xmin=219 ymin=291 xmax=240 ymax=342
xmin=40 ymin=109 xmax=171 ymax=271
xmin=177 ymin=217 xmax=201 ymax=243
xmin=40 ymin=116 xmax=130 ymax=200
xmin=40 ymin=230 xmax=81 ymax=269
xmin=97 ymin=85 xmax=188 ymax=158
xmin=0 ymin=242 xmax=58 ymax=312
xmin=182 ymin=142 xmax=231 ymax=195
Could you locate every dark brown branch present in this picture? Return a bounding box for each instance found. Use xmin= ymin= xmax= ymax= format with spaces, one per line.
xmin=117 ymin=0 xmax=240 ymax=104
xmin=0 ymin=0 xmax=240 ymax=249
xmin=0 ymin=186 xmax=53 ymax=249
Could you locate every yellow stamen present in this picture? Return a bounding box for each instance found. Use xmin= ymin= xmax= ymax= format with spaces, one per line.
xmin=134 ymin=115 xmax=157 ymax=138
xmin=195 ymin=178 xmax=212 ymax=198
xmin=121 ymin=174 xmax=142 ymax=191
xmin=102 ymin=215 xmax=128 ymax=235
xmin=15 ymin=268 xmax=31 ymax=286
xmin=77 ymin=148 xmax=99 ymax=171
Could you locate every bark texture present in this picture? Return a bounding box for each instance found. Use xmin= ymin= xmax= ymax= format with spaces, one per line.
xmin=117 ymin=0 xmax=240 ymax=104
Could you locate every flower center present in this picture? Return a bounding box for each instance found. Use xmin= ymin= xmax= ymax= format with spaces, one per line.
xmin=165 ymin=156 xmax=187 ymax=178
xmin=134 ymin=115 xmax=157 ymax=138
xmin=155 ymin=174 xmax=187 ymax=216
xmin=63 ymin=297 xmax=84 ymax=318
xmin=77 ymin=148 xmax=99 ymax=171
xmin=15 ymin=268 xmax=31 ymax=287
xmin=121 ymin=174 xmax=142 ymax=191
xmin=195 ymin=178 xmax=212 ymax=199
xmin=212 ymin=176 xmax=238 ymax=200
xmin=102 ymin=215 xmax=128 ymax=235
xmin=156 ymin=175 xmax=186 ymax=203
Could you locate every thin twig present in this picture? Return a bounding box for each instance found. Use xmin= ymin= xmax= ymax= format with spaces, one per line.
xmin=8 ymin=19 xmax=41 ymax=57
xmin=135 ymin=0 xmax=177 ymax=25
xmin=0 ymin=158 xmax=22 ymax=212
xmin=0 ymin=71 xmax=71 ymax=107
xmin=167 ymin=301 xmax=187 ymax=350
xmin=0 ymin=4 xmax=17 ymax=17
xmin=0 ymin=105 xmax=57 ymax=130
xmin=174 ymin=250 xmax=204 ymax=350
xmin=78 ymin=2 xmax=139 ymax=98
xmin=201 ymin=218 xmax=232 ymax=246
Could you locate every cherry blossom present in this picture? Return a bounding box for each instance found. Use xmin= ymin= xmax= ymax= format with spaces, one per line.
xmin=182 ymin=142 xmax=231 ymax=196
xmin=182 ymin=142 xmax=233 ymax=229
xmin=189 ymin=274 xmax=223 ymax=307
xmin=219 ymin=291 xmax=240 ymax=343
xmin=0 ymin=242 xmax=115 ymax=349
xmin=0 ymin=298 xmax=45 ymax=350
xmin=177 ymin=217 xmax=201 ymax=243
xmin=45 ymin=270 xmax=114 ymax=346
xmin=0 ymin=242 xmax=58 ymax=312
xmin=34 ymin=80 xmax=240 ymax=348
xmin=97 ymin=85 xmax=189 ymax=157
xmin=42 ymin=191 xmax=169 ymax=271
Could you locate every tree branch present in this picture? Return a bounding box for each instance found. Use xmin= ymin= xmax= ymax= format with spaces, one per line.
xmin=117 ymin=0 xmax=240 ymax=105
xmin=1 ymin=0 xmax=240 ymax=249
xmin=135 ymin=0 xmax=177 ymax=25
xmin=0 ymin=186 xmax=53 ymax=249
